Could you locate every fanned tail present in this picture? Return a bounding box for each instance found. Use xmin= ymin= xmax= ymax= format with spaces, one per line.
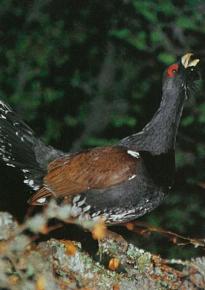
xmin=0 ymin=100 xmax=63 ymax=190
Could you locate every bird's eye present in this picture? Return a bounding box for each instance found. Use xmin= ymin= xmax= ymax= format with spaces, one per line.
xmin=166 ymin=63 xmax=179 ymax=78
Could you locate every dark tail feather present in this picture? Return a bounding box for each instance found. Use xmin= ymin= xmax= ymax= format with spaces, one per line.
xmin=0 ymin=100 xmax=63 ymax=190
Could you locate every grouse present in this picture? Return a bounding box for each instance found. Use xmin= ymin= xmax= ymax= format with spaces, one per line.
xmin=0 ymin=53 xmax=200 ymax=224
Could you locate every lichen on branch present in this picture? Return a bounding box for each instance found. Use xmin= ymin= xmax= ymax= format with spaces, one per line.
xmin=0 ymin=204 xmax=205 ymax=290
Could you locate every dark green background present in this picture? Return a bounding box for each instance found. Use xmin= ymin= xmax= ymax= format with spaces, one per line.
xmin=0 ymin=0 xmax=205 ymax=259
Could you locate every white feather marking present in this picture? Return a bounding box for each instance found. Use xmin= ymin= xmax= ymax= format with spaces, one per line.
xmin=91 ymin=210 xmax=101 ymax=217
xmin=83 ymin=205 xmax=91 ymax=212
xmin=103 ymin=208 xmax=136 ymax=222
xmin=0 ymin=101 xmax=11 ymax=111
xmin=28 ymin=180 xmax=34 ymax=186
xmin=73 ymin=195 xmax=81 ymax=203
xmin=127 ymin=150 xmax=140 ymax=158
xmin=128 ymin=174 xmax=136 ymax=180
xmin=77 ymin=197 xmax=86 ymax=207
xmin=3 ymin=157 xmax=10 ymax=162
xmin=37 ymin=197 xmax=46 ymax=204
xmin=24 ymin=178 xmax=39 ymax=190
xmin=6 ymin=163 xmax=15 ymax=168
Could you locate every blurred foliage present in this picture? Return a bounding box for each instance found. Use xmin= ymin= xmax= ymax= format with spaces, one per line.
xmin=0 ymin=0 xmax=205 ymax=259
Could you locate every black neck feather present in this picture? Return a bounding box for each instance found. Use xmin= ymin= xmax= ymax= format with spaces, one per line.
xmin=120 ymin=81 xmax=185 ymax=155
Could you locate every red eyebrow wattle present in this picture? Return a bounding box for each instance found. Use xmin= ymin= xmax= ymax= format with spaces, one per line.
xmin=167 ymin=63 xmax=179 ymax=77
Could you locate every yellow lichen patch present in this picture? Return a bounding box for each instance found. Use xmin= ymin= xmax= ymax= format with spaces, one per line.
xmin=38 ymin=225 xmax=49 ymax=234
xmin=61 ymin=240 xmax=77 ymax=256
xmin=0 ymin=241 xmax=8 ymax=254
xmin=92 ymin=220 xmax=107 ymax=240
xmin=108 ymin=258 xmax=120 ymax=271
xmin=36 ymin=275 xmax=46 ymax=290
xmin=125 ymin=222 xmax=134 ymax=231
xmin=8 ymin=275 xmax=19 ymax=285
xmin=113 ymin=284 xmax=120 ymax=290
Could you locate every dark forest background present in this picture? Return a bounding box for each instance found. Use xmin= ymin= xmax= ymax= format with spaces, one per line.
xmin=0 ymin=0 xmax=205 ymax=259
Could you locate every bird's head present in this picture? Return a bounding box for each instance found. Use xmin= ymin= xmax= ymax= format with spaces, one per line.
xmin=162 ymin=53 xmax=200 ymax=100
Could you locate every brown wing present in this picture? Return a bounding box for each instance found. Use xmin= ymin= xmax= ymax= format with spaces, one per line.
xmin=29 ymin=146 xmax=140 ymax=205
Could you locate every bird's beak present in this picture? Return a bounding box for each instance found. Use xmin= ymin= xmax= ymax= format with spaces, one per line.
xmin=181 ymin=53 xmax=200 ymax=68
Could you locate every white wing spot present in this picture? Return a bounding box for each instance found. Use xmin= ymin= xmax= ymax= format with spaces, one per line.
xmin=127 ymin=150 xmax=140 ymax=158
xmin=37 ymin=197 xmax=46 ymax=204
xmin=128 ymin=174 xmax=136 ymax=180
